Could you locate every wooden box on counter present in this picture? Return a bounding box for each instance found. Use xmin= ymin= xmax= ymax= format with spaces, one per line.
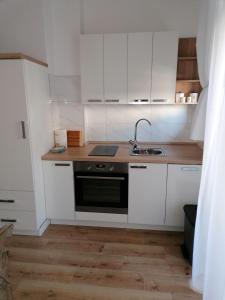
xmin=67 ymin=130 xmax=83 ymax=147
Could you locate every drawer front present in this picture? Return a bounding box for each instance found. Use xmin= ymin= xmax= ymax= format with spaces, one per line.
xmin=0 ymin=191 xmax=35 ymax=211
xmin=0 ymin=210 xmax=37 ymax=231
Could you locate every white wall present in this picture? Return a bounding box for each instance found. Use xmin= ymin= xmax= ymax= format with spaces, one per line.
xmin=43 ymin=0 xmax=81 ymax=75
xmin=0 ymin=0 xmax=200 ymax=142
xmin=0 ymin=0 xmax=46 ymax=62
xmin=81 ymin=0 xmax=200 ymax=37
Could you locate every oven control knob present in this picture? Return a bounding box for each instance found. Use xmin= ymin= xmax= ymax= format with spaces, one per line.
xmin=109 ymin=166 xmax=114 ymax=172
xmin=87 ymin=165 xmax=92 ymax=171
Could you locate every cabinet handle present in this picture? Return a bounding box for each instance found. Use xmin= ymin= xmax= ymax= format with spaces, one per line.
xmin=1 ymin=218 xmax=17 ymax=223
xmin=130 ymin=99 xmax=150 ymax=104
xmin=104 ymin=99 xmax=119 ymax=103
xmin=21 ymin=121 xmax=26 ymax=139
xmin=130 ymin=165 xmax=147 ymax=169
xmin=0 ymin=200 xmax=15 ymax=203
xmin=181 ymin=167 xmax=200 ymax=172
xmin=87 ymin=99 xmax=102 ymax=103
xmin=54 ymin=163 xmax=71 ymax=167
xmin=152 ymin=99 xmax=167 ymax=103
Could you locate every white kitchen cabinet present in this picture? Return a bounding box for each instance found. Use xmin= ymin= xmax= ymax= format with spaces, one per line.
xmin=81 ymin=34 xmax=104 ymax=104
xmin=104 ymin=34 xmax=127 ymax=104
xmin=0 ymin=61 xmax=33 ymax=191
xmin=128 ymin=32 xmax=153 ymax=104
xmin=0 ymin=58 xmax=52 ymax=234
xmin=43 ymin=161 xmax=75 ymax=221
xmin=151 ymin=32 xmax=178 ymax=104
xmin=128 ymin=163 xmax=167 ymax=225
xmin=166 ymin=164 xmax=202 ymax=227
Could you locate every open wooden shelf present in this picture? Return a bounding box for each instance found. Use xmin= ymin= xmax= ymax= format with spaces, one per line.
xmin=178 ymin=57 xmax=197 ymax=61
xmin=176 ymin=38 xmax=202 ymax=99
xmin=177 ymin=79 xmax=200 ymax=83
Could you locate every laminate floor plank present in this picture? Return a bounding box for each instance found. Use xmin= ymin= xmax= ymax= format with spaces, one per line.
xmin=8 ymin=225 xmax=202 ymax=300
xmin=13 ymin=279 xmax=173 ymax=300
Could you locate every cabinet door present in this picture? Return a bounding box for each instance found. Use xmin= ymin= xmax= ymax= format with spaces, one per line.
xmin=0 ymin=60 xmax=33 ymax=191
xmin=128 ymin=32 xmax=153 ymax=104
xmin=128 ymin=163 xmax=167 ymax=225
xmin=43 ymin=161 xmax=75 ymax=220
xmin=104 ymin=34 xmax=127 ymax=104
xmin=166 ymin=164 xmax=202 ymax=227
xmin=151 ymin=32 xmax=178 ymax=104
xmin=81 ymin=34 xmax=104 ymax=104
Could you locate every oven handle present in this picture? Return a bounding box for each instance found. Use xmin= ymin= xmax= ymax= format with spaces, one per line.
xmin=76 ymin=175 xmax=125 ymax=181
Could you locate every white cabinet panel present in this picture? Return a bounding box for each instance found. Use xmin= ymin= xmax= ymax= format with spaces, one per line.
xmin=128 ymin=163 xmax=167 ymax=225
xmin=166 ymin=164 xmax=202 ymax=227
xmin=104 ymin=34 xmax=127 ymax=104
xmin=0 ymin=210 xmax=37 ymax=231
xmin=0 ymin=191 xmax=35 ymax=211
xmin=128 ymin=32 xmax=153 ymax=104
xmin=43 ymin=161 xmax=75 ymax=220
xmin=151 ymin=32 xmax=178 ymax=104
xmin=81 ymin=34 xmax=104 ymax=104
xmin=0 ymin=60 xmax=33 ymax=191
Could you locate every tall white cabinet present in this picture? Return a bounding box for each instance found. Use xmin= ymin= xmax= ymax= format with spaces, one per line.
xmin=0 ymin=58 xmax=52 ymax=235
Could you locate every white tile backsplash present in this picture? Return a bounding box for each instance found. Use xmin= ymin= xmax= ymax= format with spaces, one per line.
xmin=50 ymin=102 xmax=195 ymax=142
xmin=84 ymin=104 xmax=195 ymax=142
xmin=51 ymin=102 xmax=84 ymax=130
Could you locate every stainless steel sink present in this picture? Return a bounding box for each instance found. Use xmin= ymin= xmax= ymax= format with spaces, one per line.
xmin=129 ymin=147 xmax=165 ymax=156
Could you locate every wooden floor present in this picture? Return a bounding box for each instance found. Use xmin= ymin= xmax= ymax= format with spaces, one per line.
xmin=7 ymin=225 xmax=202 ymax=300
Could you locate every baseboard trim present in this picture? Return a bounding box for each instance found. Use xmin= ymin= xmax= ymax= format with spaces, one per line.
xmin=50 ymin=219 xmax=183 ymax=232
xmin=13 ymin=219 xmax=50 ymax=236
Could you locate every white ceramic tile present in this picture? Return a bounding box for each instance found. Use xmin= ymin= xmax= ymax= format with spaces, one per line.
xmin=57 ymin=103 xmax=84 ymax=130
xmin=85 ymin=105 xmax=106 ymax=125
xmin=106 ymin=105 xmax=151 ymax=125
xmin=86 ymin=123 xmax=106 ymax=141
xmin=150 ymin=105 xmax=193 ymax=124
xmin=106 ymin=122 xmax=133 ymax=141
xmin=51 ymin=102 xmax=194 ymax=142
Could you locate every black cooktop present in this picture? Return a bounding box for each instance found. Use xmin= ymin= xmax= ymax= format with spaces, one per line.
xmin=88 ymin=145 xmax=119 ymax=157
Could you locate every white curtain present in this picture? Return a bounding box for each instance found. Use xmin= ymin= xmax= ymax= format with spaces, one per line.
xmin=192 ymin=0 xmax=225 ymax=299
xmin=190 ymin=0 xmax=214 ymax=140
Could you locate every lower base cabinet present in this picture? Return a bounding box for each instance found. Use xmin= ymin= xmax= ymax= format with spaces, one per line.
xmin=165 ymin=164 xmax=202 ymax=227
xmin=42 ymin=160 xmax=202 ymax=230
xmin=43 ymin=161 xmax=75 ymax=220
xmin=128 ymin=163 xmax=167 ymax=226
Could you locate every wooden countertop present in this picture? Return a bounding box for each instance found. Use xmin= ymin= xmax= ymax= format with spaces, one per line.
xmin=0 ymin=53 xmax=48 ymax=67
xmin=42 ymin=142 xmax=203 ymax=165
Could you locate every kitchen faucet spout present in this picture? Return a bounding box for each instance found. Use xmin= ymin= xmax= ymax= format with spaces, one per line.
xmin=129 ymin=118 xmax=152 ymax=149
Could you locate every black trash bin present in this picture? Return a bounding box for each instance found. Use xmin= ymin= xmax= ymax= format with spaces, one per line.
xmin=182 ymin=204 xmax=198 ymax=265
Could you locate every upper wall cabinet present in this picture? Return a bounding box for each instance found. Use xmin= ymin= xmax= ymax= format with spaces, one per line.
xmin=81 ymin=34 xmax=104 ymax=104
xmin=128 ymin=32 xmax=153 ymax=104
xmin=81 ymin=34 xmax=127 ymax=104
xmin=151 ymin=32 xmax=178 ymax=104
xmin=80 ymin=32 xmax=178 ymax=105
xmin=104 ymin=34 xmax=127 ymax=104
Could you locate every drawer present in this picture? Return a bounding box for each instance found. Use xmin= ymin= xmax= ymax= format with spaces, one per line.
xmin=0 ymin=191 xmax=35 ymax=211
xmin=0 ymin=210 xmax=37 ymax=231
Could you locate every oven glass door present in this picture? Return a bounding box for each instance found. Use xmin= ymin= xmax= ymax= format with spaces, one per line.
xmin=75 ymin=173 xmax=128 ymax=214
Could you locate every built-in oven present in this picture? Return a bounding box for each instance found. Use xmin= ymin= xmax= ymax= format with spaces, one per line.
xmin=74 ymin=161 xmax=128 ymax=214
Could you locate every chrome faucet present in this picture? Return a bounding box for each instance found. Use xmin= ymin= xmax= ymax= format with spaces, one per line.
xmin=129 ymin=119 xmax=152 ymax=150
